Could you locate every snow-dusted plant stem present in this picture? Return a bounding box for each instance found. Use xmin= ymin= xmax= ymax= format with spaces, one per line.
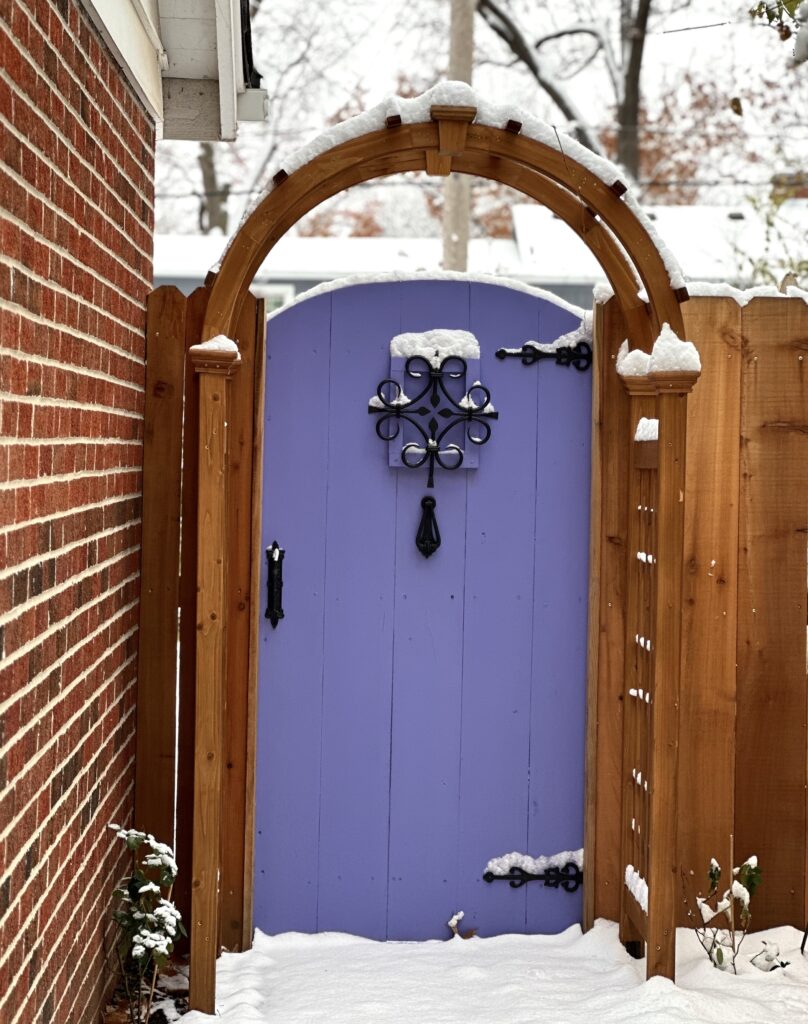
xmin=683 ymin=836 xmax=761 ymax=974
xmin=109 ymin=825 xmax=185 ymax=1024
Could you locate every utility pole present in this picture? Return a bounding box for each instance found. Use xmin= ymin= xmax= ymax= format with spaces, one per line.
xmin=442 ymin=0 xmax=474 ymax=271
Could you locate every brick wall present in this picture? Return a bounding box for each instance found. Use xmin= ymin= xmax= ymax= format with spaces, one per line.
xmin=0 ymin=1 xmax=154 ymax=1021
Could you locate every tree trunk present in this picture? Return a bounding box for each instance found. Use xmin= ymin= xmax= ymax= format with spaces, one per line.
xmin=197 ymin=142 xmax=230 ymax=235
xmin=616 ymin=0 xmax=653 ymax=181
xmin=443 ymin=0 xmax=475 ymax=271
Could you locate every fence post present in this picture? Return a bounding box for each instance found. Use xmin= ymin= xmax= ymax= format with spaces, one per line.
xmin=645 ymin=368 xmax=699 ymax=980
xmin=187 ymin=341 xmax=241 ymax=1013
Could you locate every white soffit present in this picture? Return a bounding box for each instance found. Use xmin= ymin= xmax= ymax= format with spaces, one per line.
xmin=80 ymin=0 xmax=165 ymax=121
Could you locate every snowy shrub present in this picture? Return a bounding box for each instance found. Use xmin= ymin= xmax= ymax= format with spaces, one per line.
xmin=683 ymin=848 xmax=761 ymax=973
xmin=109 ymin=825 xmax=186 ymax=1024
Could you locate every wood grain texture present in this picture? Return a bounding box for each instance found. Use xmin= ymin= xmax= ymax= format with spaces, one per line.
xmin=175 ymin=286 xmax=209 ymax=947
xmin=591 ymin=298 xmax=632 ymax=924
xmin=220 ymin=293 xmax=260 ymax=953
xmin=735 ymin=297 xmax=808 ymax=930
xmin=677 ymin=298 xmax=741 ymax=921
xmin=189 ymin=351 xmax=240 ymax=1013
xmin=645 ymin=372 xmax=699 ymax=980
xmin=242 ymin=297 xmax=266 ymax=950
xmin=202 ymin=120 xmax=684 ymax=348
xmin=135 ymin=288 xmax=187 ymax=845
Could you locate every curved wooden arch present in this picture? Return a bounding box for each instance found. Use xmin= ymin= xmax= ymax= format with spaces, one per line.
xmin=203 ymin=110 xmax=687 ymax=349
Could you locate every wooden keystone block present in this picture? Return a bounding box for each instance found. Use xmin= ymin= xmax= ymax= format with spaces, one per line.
xmin=429 ymin=104 xmax=477 ymax=155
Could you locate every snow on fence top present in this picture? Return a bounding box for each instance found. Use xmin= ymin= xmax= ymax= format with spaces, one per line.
xmin=390 ymin=329 xmax=480 ymax=362
xmin=266 ymin=271 xmax=586 ymax=322
xmin=616 ymin=323 xmax=701 ymax=377
xmin=197 ymin=335 xmax=239 ymax=353
xmin=219 ymin=80 xmax=685 ymax=291
xmin=596 ymin=279 xmax=808 ymax=307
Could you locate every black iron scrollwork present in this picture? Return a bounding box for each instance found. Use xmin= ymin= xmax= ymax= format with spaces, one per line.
xmin=415 ymin=496 xmax=441 ymax=559
xmin=495 ymin=340 xmax=592 ymax=372
xmin=368 ymin=354 xmax=498 ymax=489
xmin=265 ymin=541 xmax=285 ymax=628
xmin=483 ymin=861 xmax=583 ymax=893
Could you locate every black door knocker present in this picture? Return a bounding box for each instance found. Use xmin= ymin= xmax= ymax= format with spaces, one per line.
xmin=265 ymin=541 xmax=285 ymax=627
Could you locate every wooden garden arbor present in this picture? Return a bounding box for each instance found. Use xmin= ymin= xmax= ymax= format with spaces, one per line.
xmin=138 ymin=99 xmax=700 ymax=1013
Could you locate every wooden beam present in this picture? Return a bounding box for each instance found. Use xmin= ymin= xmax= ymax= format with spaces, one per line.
xmin=219 ymin=294 xmax=260 ymax=952
xmin=242 ymin=298 xmax=266 ymax=949
xmin=135 ymin=287 xmax=187 ymax=845
xmin=589 ymin=298 xmax=632 ymax=924
xmin=202 ymin=120 xmax=684 ymax=349
xmin=645 ymin=368 xmax=699 ymax=981
xmin=188 ymin=342 xmax=241 ymax=1013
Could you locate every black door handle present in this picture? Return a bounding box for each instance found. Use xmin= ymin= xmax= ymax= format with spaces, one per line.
xmin=265 ymin=541 xmax=285 ymax=627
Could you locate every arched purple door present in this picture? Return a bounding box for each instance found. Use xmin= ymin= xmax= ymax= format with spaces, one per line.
xmin=254 ymin=278 xmax=591 ymax=940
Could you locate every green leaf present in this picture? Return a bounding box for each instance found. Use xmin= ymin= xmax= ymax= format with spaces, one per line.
xmin=715 ymin=946 xmax=723 ymax=965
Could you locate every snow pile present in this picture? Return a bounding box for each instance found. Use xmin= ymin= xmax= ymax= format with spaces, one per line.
xmin=390 ymin=329 xmax=480 ymax=364
xmin=648 ymin=323 xmax=702 ymax=374
xmin=634 ymin=417 xmax=659 ymax=442
xmin=485 ymin=848 xmax=583 ymax=877
xmin=183 ymin=921 xmax=808 ymax=1024
xmin=615 ymin=339 xmax=650 ymax=377
xmin=624 ymin=864 xmax=649 ymax=913
xmin=267 ymin=271 xmax=585 ymax=322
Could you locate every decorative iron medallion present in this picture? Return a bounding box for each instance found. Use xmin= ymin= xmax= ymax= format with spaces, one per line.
xmin=368 ymin=353 xmax=498 ymax=489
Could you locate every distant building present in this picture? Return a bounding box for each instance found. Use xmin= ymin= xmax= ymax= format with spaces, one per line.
xmin=154 ymin=201 xmax=808 ymax=312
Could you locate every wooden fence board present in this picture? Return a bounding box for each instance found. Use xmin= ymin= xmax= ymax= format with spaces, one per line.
xmin=220 ymin=293 xmax=260 ymax=952
xmin=677 ymin=298 xmax=742 ymax=917
xmin=591 ymin=298 xmax=631 ymax=923
xmin=175 ymin=286 xmax=208 ymax=943
xmin=242 ymin=299 xmax=266 ymax=949
xmin=736 ymin=297 xmax=808 ymax=930
xmin=135 ymin=288 xmax=187 ymax=844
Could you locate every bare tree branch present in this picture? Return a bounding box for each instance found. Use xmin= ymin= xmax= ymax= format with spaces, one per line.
xmin=477 ymin=0 xmax=605 ymax=155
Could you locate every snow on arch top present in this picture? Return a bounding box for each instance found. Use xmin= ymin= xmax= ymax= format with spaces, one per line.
xmin=217 ymin=81 xmax=685 ymax=292
xmin=264 ymin=270 xmax=587 ymax=323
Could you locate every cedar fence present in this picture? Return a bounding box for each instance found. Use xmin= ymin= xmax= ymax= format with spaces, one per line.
xmin=136 ymin=285 xmax=806 ymax=1003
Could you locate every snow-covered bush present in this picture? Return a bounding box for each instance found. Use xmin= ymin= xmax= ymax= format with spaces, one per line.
xmin=109 ymin=825 xmax=185 ymax=1023
xmin=683 ymin=850 xmax=761 ymax=973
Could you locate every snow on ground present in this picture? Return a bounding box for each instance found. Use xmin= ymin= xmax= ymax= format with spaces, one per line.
xmin=183 ymin=920 xmax=808 ymax=1024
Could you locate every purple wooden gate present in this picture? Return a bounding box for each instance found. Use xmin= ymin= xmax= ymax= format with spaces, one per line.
xmin=254 ymin=279 xmax=591 ymax=940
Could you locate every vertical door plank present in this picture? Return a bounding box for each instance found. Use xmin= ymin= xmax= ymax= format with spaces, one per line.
xmin=527 ymin=301 xmax=592 ymax=933
xmin=316 ymin=284 xmax=400 ymax=938
xmin=677 ymin=297 xmax=741 ymax=916
xmin=454 ymin=284 xmax=539 ymax=935
xmin=220 ymin=293 xmax=260 ymax=951
xmin=736 ymin=297 xmax=808 ymax=929
xmin=135 ymin=287 xmax=186 ymax=845
xmin=253 ymin=294 xmax=333 ymax=933
xmin=591 ymin=298 xmax=631 ymax=923
xmin=386 ymin=281 xmax=470 ymax=938
xmin=175 ymin=286 xmax=208 ymax=940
